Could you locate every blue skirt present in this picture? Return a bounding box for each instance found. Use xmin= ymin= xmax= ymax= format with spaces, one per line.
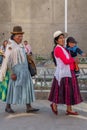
xmin=6 ymin=63 xmax=35 ymax=104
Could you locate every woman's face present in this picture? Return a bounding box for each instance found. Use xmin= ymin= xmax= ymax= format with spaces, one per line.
xmin=56 ymin=35 xmax=65 ymax=46
xmin=3 ymin=41 xmax=8 ymax=47
xmin=14 ymin=34 xmax=23 ymax=44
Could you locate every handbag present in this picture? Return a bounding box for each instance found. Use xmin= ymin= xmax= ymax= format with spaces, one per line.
xmin=27 ymin=54 xmax=37 ymax=76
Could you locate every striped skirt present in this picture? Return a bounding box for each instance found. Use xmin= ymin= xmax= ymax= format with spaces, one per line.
xmin=48 ymin=70 xmax=83 ymax=105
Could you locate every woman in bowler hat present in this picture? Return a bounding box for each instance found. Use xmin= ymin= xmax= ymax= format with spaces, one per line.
xmin=0 ymin=26 xmax=39 ymax=113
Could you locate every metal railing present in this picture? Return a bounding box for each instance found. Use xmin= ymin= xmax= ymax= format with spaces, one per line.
xmin=78 ymin=57 xmax=87 ymax=64
xmin=29 ymin=56 xmax=87 ymax=90
xmin=33 ymin=66 xmax=87 ymax=91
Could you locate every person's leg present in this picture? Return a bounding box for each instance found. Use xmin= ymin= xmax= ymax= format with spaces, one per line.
xmin=50 ymin=102 xmax=58 ymax=115
xmin=74 ymin=62 xmax=79 ymax=72
xmin=66 ymin=105 xmax=78 ymax=115
xmin=74 ymin=62 xmax=80 ymax=77
xmin=26 ymin=103 xmax=31 ymax=109
xmin=67 ymin=105 xmax=72 ymax=111
xmin=26 ymin=104 xmax=39 ymax=113
xmin=5 ymin=104 xmax=15 ymax=113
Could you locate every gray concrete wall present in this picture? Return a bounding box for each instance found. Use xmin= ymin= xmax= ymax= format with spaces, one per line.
xmin=0 ymin=0 xmax=87 ymax=57
xmin=0 ymin=0 xmax=11 ymax=41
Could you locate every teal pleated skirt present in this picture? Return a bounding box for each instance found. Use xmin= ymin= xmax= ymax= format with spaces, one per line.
xmin=6 ymin=63 xmax=35 ymax=104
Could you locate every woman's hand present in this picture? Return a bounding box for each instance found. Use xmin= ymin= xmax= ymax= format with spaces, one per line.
xmin=11 ymin=74 xmax=17 ymax=81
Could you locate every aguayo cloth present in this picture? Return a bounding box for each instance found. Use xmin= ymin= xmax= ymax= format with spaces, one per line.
xmin=0 ymin=71 xmax=9 ymax=101
xmin=0 ymin=40 xmax=35 ymax=104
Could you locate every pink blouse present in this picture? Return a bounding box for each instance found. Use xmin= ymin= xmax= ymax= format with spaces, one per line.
xmin=54 ymin=46 xmax=75 ymax=70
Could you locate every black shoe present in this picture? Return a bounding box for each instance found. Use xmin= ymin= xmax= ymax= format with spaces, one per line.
xmin=75 ymin=71 xmax=80 ymax=77
xmin=26 ymin=108 xmax=39 ymax=113
xmin=5 ymin=108 xmax=15 ymax=113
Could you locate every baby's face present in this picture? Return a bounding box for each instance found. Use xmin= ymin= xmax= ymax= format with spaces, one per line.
xmin=69 ymin=42 xmax=76 ymax=48
xmin=24 ymin=42 xmax=28 ymax=45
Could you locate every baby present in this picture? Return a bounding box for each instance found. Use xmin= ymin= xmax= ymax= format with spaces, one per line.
xmin=66 ymin=37 xmax=86 ymax=76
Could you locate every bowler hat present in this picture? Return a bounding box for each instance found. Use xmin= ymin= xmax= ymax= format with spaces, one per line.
xmin=11 ymin=26 xmax=24 ymax=34
xmin=53 ymin=31 xmax=68 ymax=39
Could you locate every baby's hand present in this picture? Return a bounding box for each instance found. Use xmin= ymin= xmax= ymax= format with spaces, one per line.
xmin=82 ymin=53 xmax=86 ymax=57
xmin=74 ymin=57 xmax=79 ymax=63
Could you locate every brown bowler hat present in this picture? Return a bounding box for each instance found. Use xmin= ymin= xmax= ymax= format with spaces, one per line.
xmin=11 ymin=26 xmax=24 ymax=34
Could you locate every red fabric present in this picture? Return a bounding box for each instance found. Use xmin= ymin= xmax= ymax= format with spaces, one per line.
xmin=54 ymin=46 xmax=75 ymax=70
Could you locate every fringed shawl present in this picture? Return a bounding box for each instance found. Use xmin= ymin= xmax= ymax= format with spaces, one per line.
xmin=0 ymin=40 xmax=25 ymax=81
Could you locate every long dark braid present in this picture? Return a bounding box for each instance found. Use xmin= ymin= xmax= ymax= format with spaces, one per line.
xmin=51 ymin=38 xmax=58 ymax=66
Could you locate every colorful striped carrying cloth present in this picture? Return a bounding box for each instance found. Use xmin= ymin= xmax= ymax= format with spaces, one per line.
xmin=0 ymin=71 xmax=9 ymax=101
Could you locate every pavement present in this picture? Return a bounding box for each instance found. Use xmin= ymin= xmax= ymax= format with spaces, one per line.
xmin=0 ymin=100 xmax=87 ymax=130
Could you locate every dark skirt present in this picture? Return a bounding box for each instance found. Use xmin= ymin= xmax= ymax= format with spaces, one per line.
xmin=48 ymin=70 xmax=83 ymax=105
